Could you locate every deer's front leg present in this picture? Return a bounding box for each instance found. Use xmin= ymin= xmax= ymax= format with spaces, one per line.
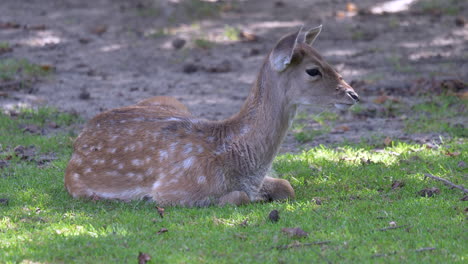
xmin=218 ymin=191 xmax=250 ymax=206
xmin=258 ymin=176 xmax=295 ymax=202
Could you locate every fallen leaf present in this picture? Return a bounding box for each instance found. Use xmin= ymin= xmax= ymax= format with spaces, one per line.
xmin=373 ymin=95 xmax=389 ymax=104
xmin=0 ymin=160 xmax=9 ymax=169
xmin=346 ymin=2 xmax=358 ymax=13
xmin=157 ymin=228 xmax=168 ymax=234
xmin=445 ymin=151 xmax=461 ymax=157
xmin=90 ymin=25 xmax=107 ymax=35
xmin=268 ymin=210 xmax=279 ymax=222
xmin=312 ymin=197 xmax=323 ymax=205
xmin=384 ymin=137 xmax=392 ymax=146
xmin=458 ymin=161 xmax=467 ymax=168
xmin=391 ymin=180 xmax=405 ymax=190
xmin=138 ymin=252 xmax=151 ymax=264
xmin=21 ymin=124 xmax=42 ymax=135
xmin=14 ymin=145 xmax=36 ymax=160
xmin=456 ymin=91 xmax=468 ymax=100
xmin=418 ymin=187 xmax=440 ymax=197
xmin=0 ymin=22 xmax=21 ymax=29
xmin=281 ymin=227 xmax=308 ymax=238
xmin=0 ymin=198 xmax=9 ymax=206
xmin=39 ymin=64 xmax=55 ymax=72
xmin=239 ymin=31 xmax=258 ymax=42
xmin=239 ymin=219 xmax=248 ymax=227
xmin=156 ymin=207 xmax=165 ymax=218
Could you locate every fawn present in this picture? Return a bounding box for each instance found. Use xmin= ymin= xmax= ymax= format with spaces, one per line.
xmin=65 ymin=25 xmax=359 ymax=207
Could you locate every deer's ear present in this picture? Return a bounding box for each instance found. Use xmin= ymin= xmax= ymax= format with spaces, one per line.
xmin=304 ymin=25 xmax=322 ymax=46
xmin=269 ymin=26 xmax=303 ymax=72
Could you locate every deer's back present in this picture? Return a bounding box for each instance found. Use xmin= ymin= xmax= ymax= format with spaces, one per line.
xmin=64 ymin=105 xmax=225 ymax=204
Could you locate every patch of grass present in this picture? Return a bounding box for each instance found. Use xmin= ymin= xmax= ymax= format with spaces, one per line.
xmin=0 ymin=42 xmax=10 ymax=49
xmin=1 ymin=108 xmax=467 ymax=263
xmin=293 ymin=111 xmax=338 ymax=143
xmin=405 ymin=95 xmax=468 ymax=137
xmin=223 ymin=25 xmax=240 ymax=41
xmin=388 ymin=56 xmax=414 ymax=73
xmin=0 ymin=59 xmax=52 ymax=87
xmin=182 ymin=0 xmax=221 ymax=20
xmin=413 ymin=0 xmax=463 ymax=15
xmin=194 ymin=38 xmax=214 ymax=49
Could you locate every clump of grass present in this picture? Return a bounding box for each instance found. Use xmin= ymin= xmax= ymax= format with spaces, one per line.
xmin=194 ymin=38 xmax=214 ymax=49
xmin=293 ymin=111 xmax=338 ymax=143
xmin=413 ymin=0 xmax=463 ymax=15
xmin=0 ymin=59 xmax=52 ymax=88
xmin=224 ymin=25 xmax=240 ymax=41
xmin=405 ymin=95 xmax=468 ymax=137
xmin=0 ymin=108 xmax=466 ymax=263
xmin=182 ymin=0 xmax=221 ymax=20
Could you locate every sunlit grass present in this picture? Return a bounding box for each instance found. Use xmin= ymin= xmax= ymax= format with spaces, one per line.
xmin=0 ymin=108 xmax=466 ymax=263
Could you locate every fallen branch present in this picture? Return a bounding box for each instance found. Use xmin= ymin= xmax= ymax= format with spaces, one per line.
xmin=272 ymin=240 xmax=331 ymax=250
xmin=424 ymin=174 xmax=468 ymax=193
xmin=415 ymin=247 xmax=436 ymax=252
xmin=376 ymin=224 xmax=410 ymax=232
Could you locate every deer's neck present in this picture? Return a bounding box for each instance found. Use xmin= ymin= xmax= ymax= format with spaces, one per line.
xmin=222 ymin=61 xmax=296 ymax=174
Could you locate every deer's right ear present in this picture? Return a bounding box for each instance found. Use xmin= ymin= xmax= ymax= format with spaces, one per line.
xmin=269 ymin=27 xmax=303 ymax=72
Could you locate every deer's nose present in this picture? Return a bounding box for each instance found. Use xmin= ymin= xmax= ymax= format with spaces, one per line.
xmin=346 ymin=90 xmax=359 ymax=103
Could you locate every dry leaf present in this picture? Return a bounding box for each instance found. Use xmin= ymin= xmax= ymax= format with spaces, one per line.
xmin=418 ymin=187 xmax=440 ymax=197
xmin=384 ymin=137 xmax=392 ymax=146
xmin=138 ymin=252 xmax=151 ymax=264
xmin=373 ymin=95 xmax=389 ymax=104
xmin=156 ymin=207 xmax=165 ymax=218
xmin=445 ymin=151 xmax=460 ymax=157
xmin=281 ymin=227 xmax=308 ymax=238
xmin=391 ymin=180 xmax=405 ymax=190
xmin=157 ymin=228 xmax=168 ymax=234
xmin=346 ymin=2 xmax=358 ymax=13
xmin=268 ymin=210 xmax=280 ymax=222
xmin=239 ymin=31 xmax=258 ymax=42
xmin=90 ymin=25 xmax=107 ymax=35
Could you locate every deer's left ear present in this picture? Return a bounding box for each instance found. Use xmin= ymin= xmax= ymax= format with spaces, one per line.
xmin=269 ymin=26 xmax=303 ymax=72
xmin=303 ymin=25 xmax=322 ymax=46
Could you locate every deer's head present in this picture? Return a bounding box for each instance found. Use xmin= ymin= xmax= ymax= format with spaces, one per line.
xmin=268 ymin=25 xmax=359 ymax=111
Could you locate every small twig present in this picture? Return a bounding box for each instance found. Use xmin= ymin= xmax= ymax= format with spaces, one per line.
xmin=415 ymin=247 xmax=436 ymax=252
xmin=272 ymin=240 xmax=331 ymax=250
xmin=371 ymin=251 xmax=397 ymax=258
xmin=376 ymin=224 xmax=410 ymax=231
xmin=424 ymin=174 xmax=468 ymax=193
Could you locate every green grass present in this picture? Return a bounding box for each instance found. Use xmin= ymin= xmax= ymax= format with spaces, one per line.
xmin=223 ymin=26 xmax=240 ymax=41
xmin=194 ymin=38 xmax=215 ymax=49
xmin=0 ymin=108 xmax=467 ymax=263
xmin=405 ymin=95 xmax=468 ymax=137
xmin=0 ymin=59 xmax=52 ymax=87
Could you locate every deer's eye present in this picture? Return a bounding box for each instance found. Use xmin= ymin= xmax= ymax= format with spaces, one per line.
xmin=306 ymin=68 xmax=321 ymax=77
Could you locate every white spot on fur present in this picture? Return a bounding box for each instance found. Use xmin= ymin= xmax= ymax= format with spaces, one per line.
xmin=207 ymin=136 xmax=215 ymax=142
xmin=159 ymin=150 xmax=168 ymax=162
xmin=145 ymin=156 xmax=151 ymax=163
xmin=183 ymin=143 xmax=193 ymax=154
xmin=169 ymin=143 xmax=178 ymax=152
xmin=105 ymin=171 xmax=119 ymax=176
xmin=71 ymin=154 xmax=83 ymax=165
xmin=197 ymin=145 xmax=204 ymax=154
xmin=240 ymin=125 xmax=250 ymax=135
xmin=197 ymin=175 xmax=206 ymax=184
xmin=145 ymin=167 xmax=154 ymax=176
xmin=72 ymin=173 xmax=80 ymax=180
xmin=182 ymin=157 xmax=194 ymax=169
xmin=120 ymin=120 xmax=127 ymax=123
xmin=107 ymin=148 xmax=117 ymax=154
xmin=84 ymin=168 xmax=92 ymax=174
xmin=118 ymin=164 xmax=124 ymax=170
xmin=132 ymin=159 xmax=143 ymax=166
xmin=130 ymin=144 xmax=136 ymax=151
xmin=126 ymin=172 xmax=135 ymax=178
xmin=110 ymin=135 xmax=119 ymax=142
xmin=166 ymin=117 xmax=182 ymax=122
xmin=152 ymin=180 xmax=162 ymax=190
xmin=112 ymin=159 xmax=118 ymax=164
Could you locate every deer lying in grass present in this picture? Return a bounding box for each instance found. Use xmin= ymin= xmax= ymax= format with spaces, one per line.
xmin=65 ymin=25 xmax=359 ymax=207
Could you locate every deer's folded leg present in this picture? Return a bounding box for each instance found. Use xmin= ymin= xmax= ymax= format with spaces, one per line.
xmin=218 ymin=191 xmax=250 ymax=206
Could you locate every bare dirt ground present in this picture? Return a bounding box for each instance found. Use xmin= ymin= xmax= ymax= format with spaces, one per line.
xmin=0 ymin=0 xmax=467 ymax=152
